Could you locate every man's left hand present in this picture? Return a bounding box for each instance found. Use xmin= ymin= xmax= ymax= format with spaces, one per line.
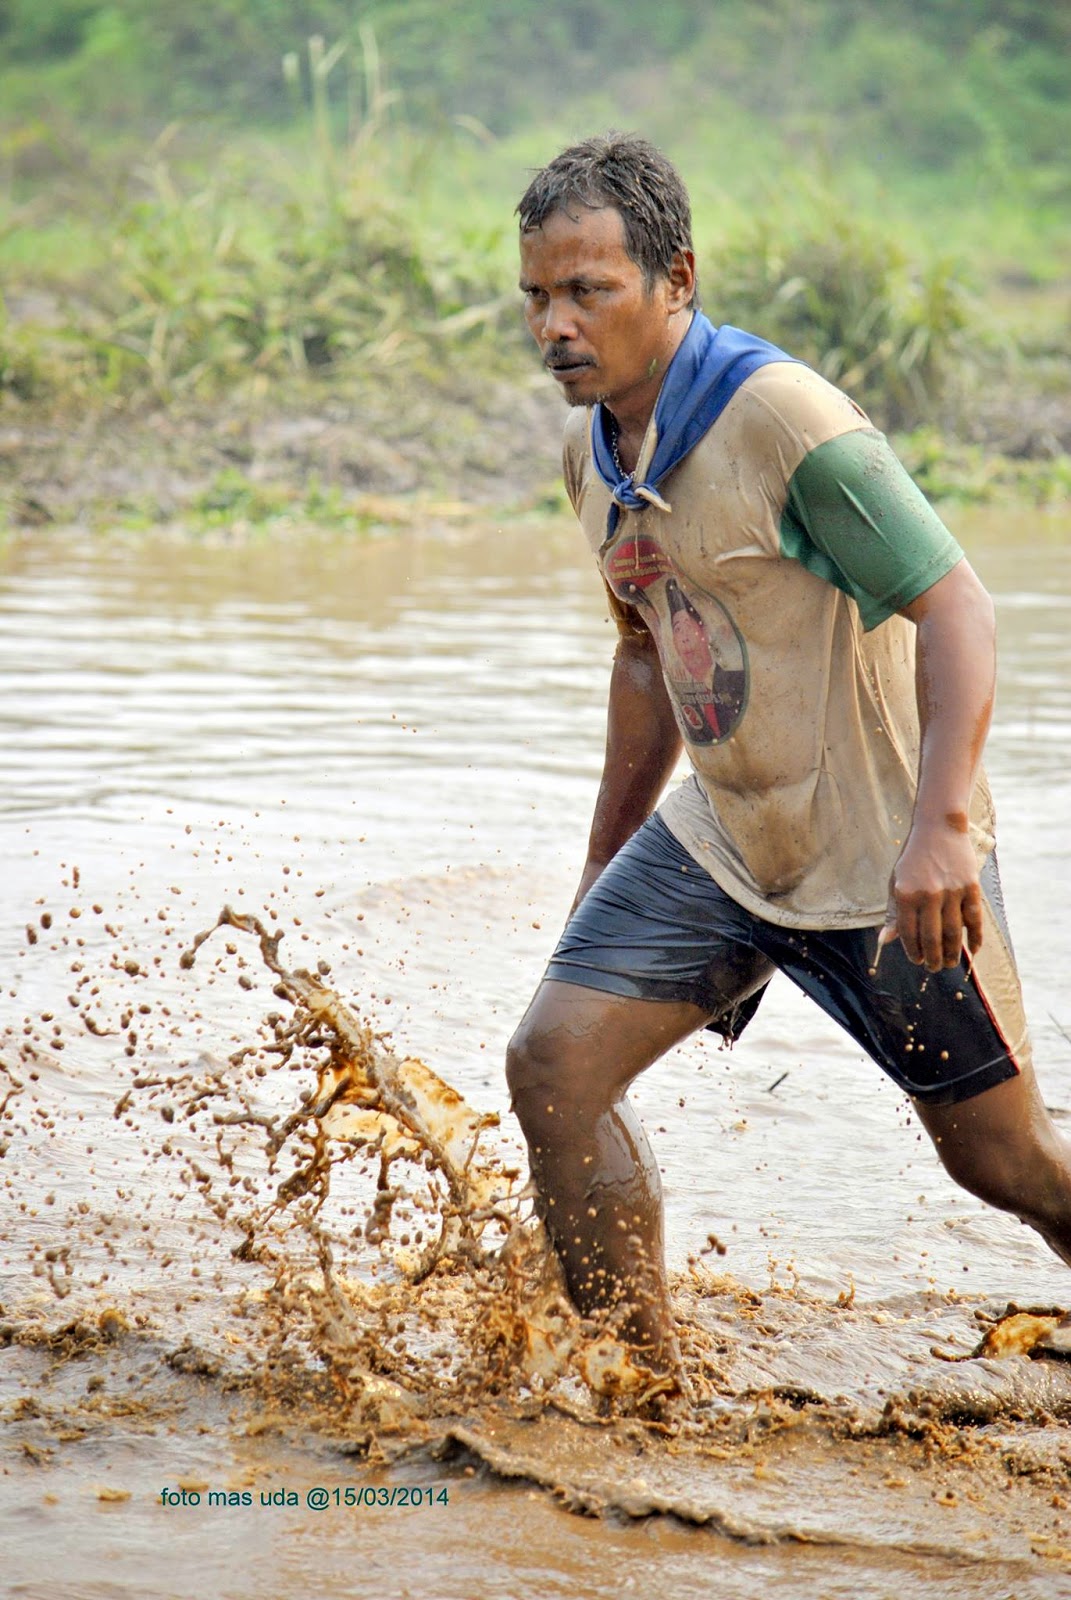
xmin=881 ymin=821 xmax=984 ymax=972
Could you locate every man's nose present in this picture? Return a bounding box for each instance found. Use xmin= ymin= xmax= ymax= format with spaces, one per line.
xmin=541 ymin=296 xmax=578 ymax=344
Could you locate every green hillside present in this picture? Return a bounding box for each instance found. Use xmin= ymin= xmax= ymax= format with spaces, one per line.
xmin=2 ymin=0 xmax=1069 ymax=177
xmin=2 ymin=1 xmax=1069 ymax=521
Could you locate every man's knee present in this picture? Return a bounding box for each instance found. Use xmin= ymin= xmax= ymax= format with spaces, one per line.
xmin=919 ymin=1073 xmax=1067 ymax=1214
xmin=504 ymin=1015 xmax=549 ymax=1107
xmin=928 ymin=1117 xmax=1071 ymax=1225
xmin=506 ymin=980 xmax=703 ymax=1145
xmin=505 ymin=994 xmax=577 ymax=1127
xmin=931 ymin=1134 xmax=1024 ymax=1213
xmin=505 ymin=982 xmax=626 ymax=1142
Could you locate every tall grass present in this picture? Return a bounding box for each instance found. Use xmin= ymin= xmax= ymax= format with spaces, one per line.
xmin=0 ymin=32 xmax=1033 ymax=433
xmin=1 ymin=34 xmax=517 ymax=407
xmin=707 ymin=199 xmax=979 ymax=429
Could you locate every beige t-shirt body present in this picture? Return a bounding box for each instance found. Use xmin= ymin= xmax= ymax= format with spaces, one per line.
xmin=564 ymin=362 xmax=994 ymax=930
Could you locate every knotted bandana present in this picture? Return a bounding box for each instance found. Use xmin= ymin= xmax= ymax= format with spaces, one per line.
xmin=590 ymin=313 xmax=796 ymax=536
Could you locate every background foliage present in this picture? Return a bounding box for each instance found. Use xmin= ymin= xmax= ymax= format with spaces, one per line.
xmin=1 ymin=0 xmax=1068 ymax=450
xmin=2 ymin=0 xmax=1069 ymax=182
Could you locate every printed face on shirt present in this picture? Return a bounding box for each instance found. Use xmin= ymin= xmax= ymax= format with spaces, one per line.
xmin=518 ymin=205 xmax=692 ymax=416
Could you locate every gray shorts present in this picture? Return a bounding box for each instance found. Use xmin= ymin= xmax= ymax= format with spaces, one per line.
xmin=545 ymin=814 xmax=1026 ymax=1106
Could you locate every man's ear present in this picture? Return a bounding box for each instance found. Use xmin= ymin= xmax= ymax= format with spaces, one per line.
xmin=666 ymin=249 xmax=696 ymax=313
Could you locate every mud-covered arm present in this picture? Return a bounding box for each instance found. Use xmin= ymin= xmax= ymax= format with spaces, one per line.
xmin=573 ymin=617 xmax=683 ymax=911
xmin=883 ymin=559 xmax=996 ymax=971
xmin=780 ymin=423 xmax=994 ymax=969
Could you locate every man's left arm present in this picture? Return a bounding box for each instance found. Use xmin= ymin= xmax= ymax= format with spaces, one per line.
xmin=777 ymin=416 xmax=997 ymax=973
xmin=886 ymin=559 xmax=996 ymax=972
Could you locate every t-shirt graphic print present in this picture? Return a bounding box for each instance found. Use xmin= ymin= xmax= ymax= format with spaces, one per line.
xmin=603 ymin=532 xmax=747 ymax=746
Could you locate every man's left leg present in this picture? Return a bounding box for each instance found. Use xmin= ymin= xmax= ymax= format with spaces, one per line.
xmin=757 ymin=851 xmax=1071 ymax=1275
xmin=913 ymin=1065 xmax=1071 ymax=1266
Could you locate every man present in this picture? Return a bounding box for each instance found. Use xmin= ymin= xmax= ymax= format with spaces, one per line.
xmin=505 ymin=133 xmax=1071 ymax=1386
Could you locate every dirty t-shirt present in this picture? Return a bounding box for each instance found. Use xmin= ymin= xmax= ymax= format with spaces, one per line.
xmin=563 ymin=361 xmax=995 ymax=929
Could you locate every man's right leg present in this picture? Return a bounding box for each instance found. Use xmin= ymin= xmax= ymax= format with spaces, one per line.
xmin=505 ymin=979 xmax=711 ymax=1371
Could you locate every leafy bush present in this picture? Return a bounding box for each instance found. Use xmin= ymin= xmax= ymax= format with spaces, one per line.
xmin=1 ymin=40 xmax=518 ymax=407
xmin=708 ymin=203 xmax=976 ymax=429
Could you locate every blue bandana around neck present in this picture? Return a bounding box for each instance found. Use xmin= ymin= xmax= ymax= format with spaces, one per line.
xmin=591 ymin=313 xmax=796 ymax=537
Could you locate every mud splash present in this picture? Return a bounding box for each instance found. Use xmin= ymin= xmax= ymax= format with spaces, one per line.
xmin=5 ymin=879 xmax=1071 ymax=1595
xmin=162 ymin=906 xmax=673 ymax=1422
xmin=1 ymin=872 xmax=701 ymax=1432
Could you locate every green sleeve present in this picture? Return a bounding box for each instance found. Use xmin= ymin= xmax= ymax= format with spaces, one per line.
xmin=779 ymin=429 xmax=963 ymax=631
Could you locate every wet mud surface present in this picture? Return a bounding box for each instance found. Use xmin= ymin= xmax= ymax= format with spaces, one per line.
xmin=2 ymin=513 xmax=1071 ymax=1596
xmin=6 ymin=1290 xmax=1071 ymax=1599
xmin=5 ymin=894 xmax=1071 ymax=1599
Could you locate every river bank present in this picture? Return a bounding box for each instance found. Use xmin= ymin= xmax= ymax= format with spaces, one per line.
xmin=0 ymin=363 xmax=568 ymax=533
xmin=3 ymin=356 xmax=1071 ymax=536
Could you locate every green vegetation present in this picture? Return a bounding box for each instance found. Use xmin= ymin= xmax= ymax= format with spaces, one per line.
xmin=0 ymin=36 xmax=519 ymax=409
xmin=708 ymin=202 xmax=977 ymax=431
xmin=1 ymin=1 xmax=1069 ymax=524
xmin=3 ymin=1 xmax=1069 ymax=185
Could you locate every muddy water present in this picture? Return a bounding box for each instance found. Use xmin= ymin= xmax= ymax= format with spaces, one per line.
xmin=1 ymin=506 xmax=1070 ymax=1598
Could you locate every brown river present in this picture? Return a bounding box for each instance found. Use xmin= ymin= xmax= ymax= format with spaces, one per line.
xmin=1 ymin=505 xmax=1070 ymax=1598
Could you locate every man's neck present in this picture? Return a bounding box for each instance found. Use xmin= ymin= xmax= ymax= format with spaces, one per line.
xmin=606 ymin=308 xmax=694 ymax=473
xmin=608 ymin=414 xmax=644 ymax=476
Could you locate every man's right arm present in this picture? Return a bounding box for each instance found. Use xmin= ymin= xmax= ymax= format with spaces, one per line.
xmin=572 ymin=624 xmax=683 ymax=910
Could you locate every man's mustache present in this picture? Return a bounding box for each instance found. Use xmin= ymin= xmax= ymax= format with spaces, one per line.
xmin=543 ymin=345 xmax=595 ymax=370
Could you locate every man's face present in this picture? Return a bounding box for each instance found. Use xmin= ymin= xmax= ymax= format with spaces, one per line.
xmin=518 ymin=204 xmax=692 ymax=417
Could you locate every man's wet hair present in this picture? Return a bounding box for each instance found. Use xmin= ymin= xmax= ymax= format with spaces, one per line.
xmin=517 ymin=133 xmax=698 ymax=308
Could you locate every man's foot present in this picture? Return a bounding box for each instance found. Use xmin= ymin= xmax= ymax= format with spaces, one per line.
xmin=575 ymin=1327 xmax=695 ymax=1415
